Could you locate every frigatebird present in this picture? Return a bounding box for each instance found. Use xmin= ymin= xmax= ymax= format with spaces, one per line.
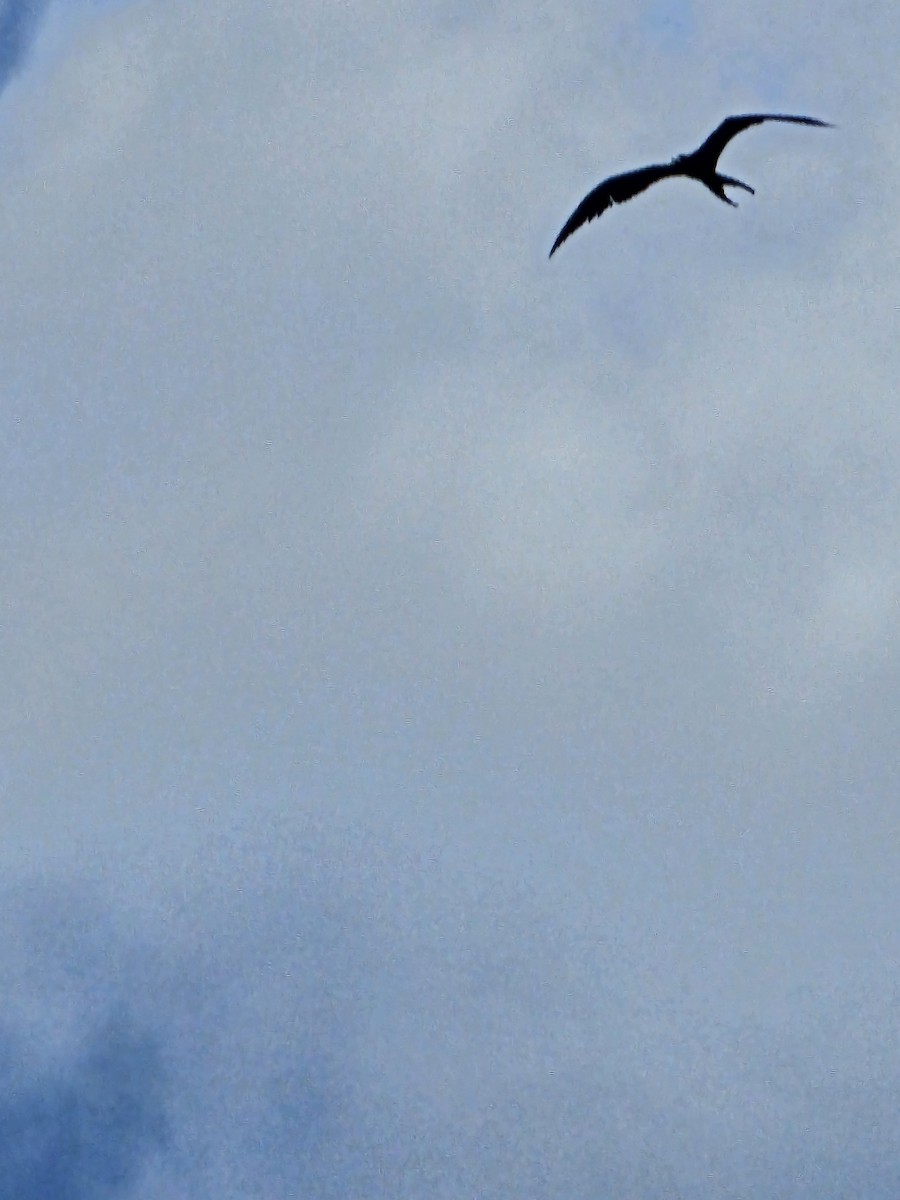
xmin=549 ymin=113 xmax=831 ymax=257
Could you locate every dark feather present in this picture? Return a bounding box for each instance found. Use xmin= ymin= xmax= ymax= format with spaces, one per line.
xmin=689 ymin=113 xmax=833 ymax=169
xmin=549 ymin=163 xmax=673 ymax=257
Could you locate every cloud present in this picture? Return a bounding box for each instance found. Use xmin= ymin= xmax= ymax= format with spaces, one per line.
xmin=1 ymin=0 xmax=899 ymax=1196
xmin=0 ymin=891 xmax=169 ymax=1200
xmin=0 ymin=0 xmax=48 ymax=71
xmin=0 ymin=0 xmax=51 ymax=88
xmin=0 ymin=1016 xmax=168 ymax=1200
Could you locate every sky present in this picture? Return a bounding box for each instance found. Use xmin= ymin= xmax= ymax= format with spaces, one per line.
xmin=0 ymin=0 xmax=899 ymax=1196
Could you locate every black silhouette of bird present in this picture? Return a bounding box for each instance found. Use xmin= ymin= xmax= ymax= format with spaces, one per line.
xmin=549 ymin=114 xmax=832 ymax=257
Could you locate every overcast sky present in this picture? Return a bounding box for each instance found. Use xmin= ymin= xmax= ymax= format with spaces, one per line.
xmin=1 ymin=0 xmax=899 ymax=1196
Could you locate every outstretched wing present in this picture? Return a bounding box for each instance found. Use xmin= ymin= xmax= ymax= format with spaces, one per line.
xmin=692 ymin=113 xmax=832 ymax=168
xmin=549 ymin=163 xmax=673 ymax=257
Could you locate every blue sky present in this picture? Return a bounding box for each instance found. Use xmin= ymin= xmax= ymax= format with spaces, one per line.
xmin=1 ymin=1 xmax=899 ymax=1196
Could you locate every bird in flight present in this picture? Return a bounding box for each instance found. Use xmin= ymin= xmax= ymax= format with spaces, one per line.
xmin=549 ymin=113 xmax=831 ymax=257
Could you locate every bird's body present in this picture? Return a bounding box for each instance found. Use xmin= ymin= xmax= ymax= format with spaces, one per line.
xmin=549 ymin=113 xmax=831 ymax=257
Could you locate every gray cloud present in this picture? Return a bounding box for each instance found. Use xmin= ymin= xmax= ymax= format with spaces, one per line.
xmin=0 ymin=0 xmax=899 ymax=1195
xmin=0 ymin=2 xmax=48 ymax=77
xmin=0 ymin=891 xmax=169 ymax=1200
xmin=0 ymin=1015 xmax=168 ymax=1200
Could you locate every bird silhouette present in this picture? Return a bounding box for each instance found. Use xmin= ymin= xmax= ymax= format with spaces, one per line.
xmin=549 ymin=114 xmax=832 ymax=257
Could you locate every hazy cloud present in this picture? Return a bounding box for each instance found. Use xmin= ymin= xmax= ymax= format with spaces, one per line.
xmin=0 ymin=1017 xmax=168 ymax=1200
xmin=0 ymin=0 xmax=52 ymax=87
xmin=1 ymin=0 xmax=899 ymax=1195
xmin=0 ymin=891 xmax=169 ymax=1200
